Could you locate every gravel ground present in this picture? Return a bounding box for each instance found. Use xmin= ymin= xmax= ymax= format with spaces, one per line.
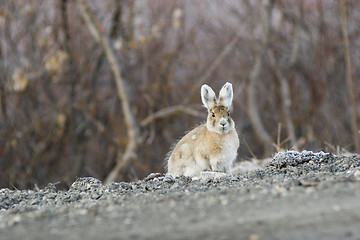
xmin=1 ymin=151 xmax=360 ymax=240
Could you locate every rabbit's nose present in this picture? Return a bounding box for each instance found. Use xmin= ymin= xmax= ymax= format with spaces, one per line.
xmin=220 ymin=122 xmax=226 ymax=126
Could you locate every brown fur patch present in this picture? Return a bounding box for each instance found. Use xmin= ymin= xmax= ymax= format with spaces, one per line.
xmin=210 ymin=105 xmax=229 ymax=119
xmin=201 ymin=152 xmax=209 ymax=161
xmin=211 ymin=118 xmax=216 ymax=127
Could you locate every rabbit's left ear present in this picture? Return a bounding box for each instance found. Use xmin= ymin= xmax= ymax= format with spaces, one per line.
xmin=219 ymin=82 xmax=233 ymax=108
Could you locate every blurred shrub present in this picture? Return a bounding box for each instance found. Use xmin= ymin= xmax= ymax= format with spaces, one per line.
xmin=0 ymin=0 xmax=359 ymax=188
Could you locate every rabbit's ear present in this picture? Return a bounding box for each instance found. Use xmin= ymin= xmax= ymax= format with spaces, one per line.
xmin=201 ymin=84 xmax=216 ymax=109
xmin=219 ymin=82 xmax=233 ymax=108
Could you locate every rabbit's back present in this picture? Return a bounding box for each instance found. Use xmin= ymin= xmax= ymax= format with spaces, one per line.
xmin=167 ymin=124 xmax=208 ymax=177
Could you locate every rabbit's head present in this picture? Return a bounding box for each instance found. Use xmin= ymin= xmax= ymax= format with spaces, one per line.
xmin=201 ymin=82 xmax=235 ymax=134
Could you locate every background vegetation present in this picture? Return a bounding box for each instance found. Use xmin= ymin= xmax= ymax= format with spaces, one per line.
xmin=0 ymin=0 xmax=359 ymax=189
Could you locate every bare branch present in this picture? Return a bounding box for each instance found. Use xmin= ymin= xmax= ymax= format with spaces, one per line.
xmin=140 ymin=105 xmax=205 ymax=127
xmin=339 ymin=0 xmax=360 ymax=153
xmin=247 ymin=0 xmax=274 ymax=156
xmin=78 ymin=0 xmax=141 ymax=183
xmin=268 ymin=50 xmax=297 ymax=150
xmin=268 ymin=4 xmax=302 ymax=151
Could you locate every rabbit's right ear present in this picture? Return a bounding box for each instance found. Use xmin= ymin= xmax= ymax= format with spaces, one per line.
xmin=219 ymin=82 xmax=233 ymax=108
xmin=201 ymin=84 xmax=216 ymax=109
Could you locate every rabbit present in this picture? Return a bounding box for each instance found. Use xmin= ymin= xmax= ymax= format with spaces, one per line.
xmin=166 ymin=82 xmax=239 ymax=177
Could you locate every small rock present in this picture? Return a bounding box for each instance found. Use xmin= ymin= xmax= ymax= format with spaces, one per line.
xmin=332 ymin=204 xmax=341 ymax=212
xmin=248 ymin=233 xmax=259 ymax=240
xmin=8 ymin=215 xmax=22 ymax=227
xmin=274 ymin=185 xmax=286 ymax=195
xmin=44 ymin=183 xmax=57 ymax=192
xmin=200 ymin=171 xmax=228 ymax=180
xmin=163 ymin=173 xmax=176 ymax=183
xmin=231 ymin=176 xmax=240 ymax=182
xmin=144 ymin=173 xmax=162 ymax=182
xmin=191 ymin=176 xmax=200 ymax=181
xmin=123 ymin=218 xmax=132 ymax=225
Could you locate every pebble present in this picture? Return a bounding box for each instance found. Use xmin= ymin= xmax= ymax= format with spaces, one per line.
xmin=248 ymin=233 xmax=259 ymax=240
xmin=200 ymin=171 xmax=229 ymax=180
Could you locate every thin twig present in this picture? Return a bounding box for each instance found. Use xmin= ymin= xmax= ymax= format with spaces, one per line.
xmin=182 ymin=35 xmax=240 ymax=105
xmin=241 ymin=135 xmax=257 ymax=160
xmin=276 ymin=123 xmax=281 ymax=152
xmin=140 ymin=105 xmax=205 ymax=127
xmin=269 ymin=50 xmax=298 ymax=150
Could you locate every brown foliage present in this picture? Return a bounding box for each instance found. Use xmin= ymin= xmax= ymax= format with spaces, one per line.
xmin=0 ymin=0 xmax=359 ymax=189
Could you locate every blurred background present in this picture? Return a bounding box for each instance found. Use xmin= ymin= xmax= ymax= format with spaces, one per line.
xmin=0 ymin=0 xmax=359 ymax=189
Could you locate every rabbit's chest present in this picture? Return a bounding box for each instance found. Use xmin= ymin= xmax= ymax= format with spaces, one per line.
xmin=206 ymin=133 xmax=237 ymax=155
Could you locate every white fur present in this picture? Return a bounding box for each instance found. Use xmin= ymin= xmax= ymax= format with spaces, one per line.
xmin=166 ymin=82 xmax=239 ymax=177
xmin=201 ymin=84 xmax=216 ymax=109
xmin=219 ymin=82 xmax=233 ymax=108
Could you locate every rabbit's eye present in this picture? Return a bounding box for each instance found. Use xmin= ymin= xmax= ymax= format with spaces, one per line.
xmin=227 ymin=111 xmax=230 ymax=116
xmin=212 ymin=112 xmax=215 ymax=118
